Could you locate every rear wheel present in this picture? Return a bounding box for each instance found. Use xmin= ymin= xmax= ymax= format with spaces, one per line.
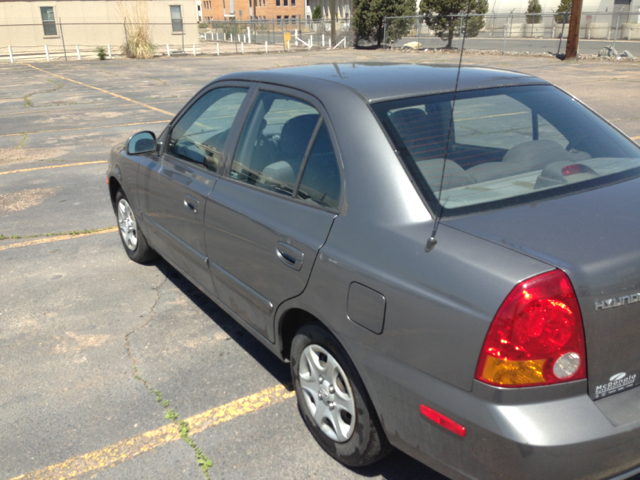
xmin=115 ymin=189 xmax=157 ymax=263
xmin=291 ymin=324 xmax=392 ymax=467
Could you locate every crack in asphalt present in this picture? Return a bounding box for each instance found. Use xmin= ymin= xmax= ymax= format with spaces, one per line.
xmin=16 ymin=133 xmax=27 ymax=149
xmin=124 ymin=276 xmax=213 ymax=479
xmin=23 ymin=80 xmax=64 ymax=108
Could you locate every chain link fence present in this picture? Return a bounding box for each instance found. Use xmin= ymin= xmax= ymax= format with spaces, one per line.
xmin=0 ymin=19 xmax=198 ymax=62
xmin=203 ymin=18 xmax=353 ymax=48
xmin=0 ymin=18 xmax=353 ymax=62
xmin=382 ymin=12 xmax=640 ymax=57
xmin=2 ymin=13 xmax=638 ymax=62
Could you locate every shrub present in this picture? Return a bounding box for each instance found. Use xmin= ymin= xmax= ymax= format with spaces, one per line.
xmin=95 ymin=46 xmax=107 ymax=60
xmin=118 ymin=0 xmax=156 ymax=59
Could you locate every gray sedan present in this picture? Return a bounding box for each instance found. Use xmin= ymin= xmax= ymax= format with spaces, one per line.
xmin=107 ymin=63 xmax=640 ymax=479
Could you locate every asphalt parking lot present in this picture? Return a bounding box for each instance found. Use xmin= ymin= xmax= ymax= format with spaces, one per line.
xmin=1 ymin=50 xmax=640 ymax=480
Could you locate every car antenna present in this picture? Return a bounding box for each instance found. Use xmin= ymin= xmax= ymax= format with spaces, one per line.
xmin=425 ymin=3 xmax=472 ymax=253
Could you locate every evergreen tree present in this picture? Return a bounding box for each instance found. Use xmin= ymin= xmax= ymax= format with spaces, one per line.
xmin=555 ymin=0 xmax=571 ymax=24
xmin=353 ymin=0 xmax=416 ymax=46
xmin=526 ymin=0 xmax=542 ymax=24
xmin=420 ymin=0 xmax=488 ymax=48
xmin=312 ymin=5 xmax=322 ymax=19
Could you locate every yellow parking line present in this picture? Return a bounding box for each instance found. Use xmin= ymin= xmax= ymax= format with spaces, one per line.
xmin=631 ymin=135 xmax=640 ymax=140
xmin=456 ymin=111 xmax=528 ymax=122
xmin=11 ymin=384 xmax=295 ymax=480
xmin=0 ymin=160 xmax=107 ymax=176
xmin=0 ymin=227 xmax=117 ymax=252
xmin=0 ymin=120 xmax=169 ymax=138
xmin=25 ymin=64 xmax=174 ymax=117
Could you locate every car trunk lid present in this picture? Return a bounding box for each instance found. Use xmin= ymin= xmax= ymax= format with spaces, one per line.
xmin=447 ymin=177 xmax=640 ymax=400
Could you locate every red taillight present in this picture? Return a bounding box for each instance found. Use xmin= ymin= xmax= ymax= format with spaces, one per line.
xmin=475 ymin=270 xmax=587 ymax=387
xmin=420 ymin=404 xmax=466 ymax=437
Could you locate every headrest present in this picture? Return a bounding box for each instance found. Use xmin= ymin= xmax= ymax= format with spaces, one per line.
xmin=280 ymin=114 xmax=320 ymax=159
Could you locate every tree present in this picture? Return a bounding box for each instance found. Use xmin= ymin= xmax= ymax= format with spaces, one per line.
xmin=420 ymin=0 xmax=488 ymax=49
xmin=526 ymin=0 xmax=542 ymax=23
xmin=555 ymin=0 xmax=571 ymax=24
xmin=312 ymin=5 xmax=322 ymax=19
xmin=352 ymin=0 xmax=416 ymax=47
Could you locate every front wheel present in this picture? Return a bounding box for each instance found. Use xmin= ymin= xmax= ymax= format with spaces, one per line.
xmin=291 ymin=324 xmax=392 ymax=467
xmin=115 ymin=189 xmax=157 ymax=263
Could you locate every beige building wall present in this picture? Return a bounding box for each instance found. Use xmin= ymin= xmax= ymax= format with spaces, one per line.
xmin=0 ymin=1 xmax=198 ymax=50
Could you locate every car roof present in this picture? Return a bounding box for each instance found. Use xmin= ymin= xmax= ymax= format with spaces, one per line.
xmin=216 ymin=63 xmax=550 ymax=103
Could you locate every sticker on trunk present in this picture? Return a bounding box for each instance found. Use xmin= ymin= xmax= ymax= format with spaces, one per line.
xmin=595 ymin=372 xmax=637 ymax=398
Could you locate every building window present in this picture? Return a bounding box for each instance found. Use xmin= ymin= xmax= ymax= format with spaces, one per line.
xmin=292 ymin=0 xmax=296 ymax=6
xmin=276 ymin=0 xmax=280 ymax=5
xmin=284 ymin=0 xmax=288 ymax=5
xmin=170 ymin=5 xmax=183 ymax=32
xmin=40 ymin=7 xmax=57 ymax=36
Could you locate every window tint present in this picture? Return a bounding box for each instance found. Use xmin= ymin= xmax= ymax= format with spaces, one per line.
xmin=168 ymin=87 xmax=248 ymax=171
xmin=40 ymin=7 xmax=57 ymax=36
xmin=297 ymin=123 xmax=340 ymax=209
xmin=231 ymin=91 xmax=319 ymax=197
xmin=373 ymin=85 xmax=640 ymax=215
xmin=538 ymin=115 xmax=569 ymax=148
xmin=454 ymin=95 xmax=532 ymax=149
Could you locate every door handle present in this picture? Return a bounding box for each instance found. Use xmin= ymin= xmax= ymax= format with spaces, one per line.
xmin=276 ymin=242 xmax=304 ymax=271
xmin=184 ymin=195 xmax=199 ymax=214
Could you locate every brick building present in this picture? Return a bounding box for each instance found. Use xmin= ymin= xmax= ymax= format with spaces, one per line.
xmin=202 ymin=0 xmax=307 ymax=21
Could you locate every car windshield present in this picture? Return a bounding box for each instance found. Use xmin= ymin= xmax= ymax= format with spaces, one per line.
xmin=372 ymin=85 xmax=640 ymax=216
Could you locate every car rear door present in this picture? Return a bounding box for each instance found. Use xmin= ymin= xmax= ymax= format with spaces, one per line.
xmin=204 ymin=86 xmax=343 ymax=341
xmin=138 ymin=84 xmax=252 ymax=296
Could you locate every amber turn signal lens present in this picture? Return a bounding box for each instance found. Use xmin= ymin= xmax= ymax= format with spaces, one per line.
xmin=480 ymin=356 xmax=546 ymax=386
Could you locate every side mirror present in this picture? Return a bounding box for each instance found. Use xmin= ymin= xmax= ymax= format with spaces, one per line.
xmin=126 ymin=131 xmax=157 ymax=155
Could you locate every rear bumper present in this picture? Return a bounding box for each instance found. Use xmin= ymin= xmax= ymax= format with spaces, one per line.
xmin=344 ymin=337 xmax=640 ymax=480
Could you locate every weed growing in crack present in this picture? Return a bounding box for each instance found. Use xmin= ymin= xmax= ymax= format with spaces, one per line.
xmin=179 ymin=421 xmax=213 ymax=476
xmin=17 ymin=133 xmax=28 ymax=149
xmin=153 ymin=389 xmax=162 ymax=403
xmin=124 ymin=278 xmax=213 ymax=479
xmin=164 ymin=409 xmax=179 ymax=421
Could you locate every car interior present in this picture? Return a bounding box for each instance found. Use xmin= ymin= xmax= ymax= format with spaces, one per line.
xmin=376 ymin=85 xmax=640 ymax=210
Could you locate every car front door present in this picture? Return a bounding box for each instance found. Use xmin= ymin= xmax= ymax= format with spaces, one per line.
xmin=205 ymin=86 xmax=343 ymax=341
xmin=138 ymin=84 xmax=251 ymax=296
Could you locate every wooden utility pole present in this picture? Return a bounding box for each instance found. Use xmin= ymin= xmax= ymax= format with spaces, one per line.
xmin=565 ymin=0 xmax=583 ymax=60
xmin=330 ymin=0 xmax=336 ymax=46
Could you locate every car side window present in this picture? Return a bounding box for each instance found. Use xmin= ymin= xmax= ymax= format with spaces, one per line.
xmin=296 ymin=123 xmax=341 ymax=209
xmin=231 ymin=91 xmax=319 ymax=196
xmin=167 ymin=87 xmax=248 ymax=172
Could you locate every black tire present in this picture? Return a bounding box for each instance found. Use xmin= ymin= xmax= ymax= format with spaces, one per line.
xmin=114 ymin=189 xmax=157 ymax=264
xmin=290 ymin=324 xmax=392 ymax=467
